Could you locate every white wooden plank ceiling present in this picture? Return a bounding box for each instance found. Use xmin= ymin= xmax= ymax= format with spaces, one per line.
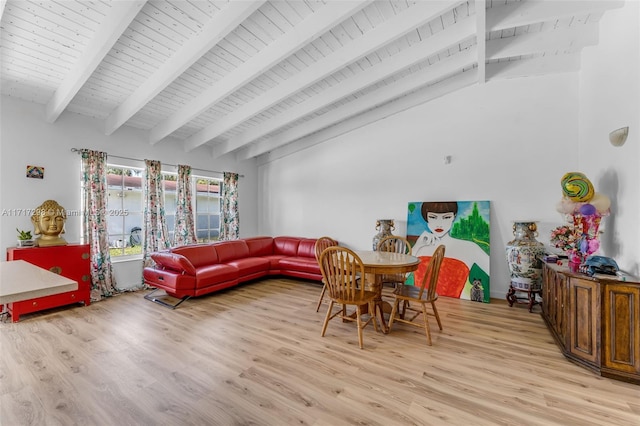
xmin=0 ymin=0 xmax=624 ymax=161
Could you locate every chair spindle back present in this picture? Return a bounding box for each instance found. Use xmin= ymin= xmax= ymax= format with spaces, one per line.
xmin=319 ymin=246 xmax=365 ymax=303
xmin=417 ymin=245 xmax=446 ymax=299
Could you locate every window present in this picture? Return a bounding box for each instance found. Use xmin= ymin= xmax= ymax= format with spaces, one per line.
xmin=161 ymin=173 xmax=221 ymax=243
xmin=194 ymin=177 xmax=221 ymax=242
xmin=162 ymin=173 xmax=177 ymax=243
xmin=105 ymin=165 xmax=221 ymax=258
xmin=107 ymin=166 xmax=143 ymax=258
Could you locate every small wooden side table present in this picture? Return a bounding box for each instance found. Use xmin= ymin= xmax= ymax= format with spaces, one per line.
xmin=506 ymin=284 xmax=541 ymax=312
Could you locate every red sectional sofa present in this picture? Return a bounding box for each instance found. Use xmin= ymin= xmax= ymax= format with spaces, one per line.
xmin=142 ymin=236 xmax=321 ymax=304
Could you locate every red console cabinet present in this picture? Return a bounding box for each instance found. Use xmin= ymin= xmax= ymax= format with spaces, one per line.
xmin=6 ymin=244 xmax=91 ymax=321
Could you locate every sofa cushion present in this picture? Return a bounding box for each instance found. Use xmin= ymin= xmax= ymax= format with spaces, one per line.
xmin=262 ymin=254 xmax=287 ymax=270
xmin=150 ymin=252 xmax=197 ymax=275
xmin=245 ymin=236 xmax=274 ymax=257
xmin=214 ymin=240 xmax=250 ymax=263
xmin=297 ymin=239 xmax=316 ymax=258
xmin=195 ymin=264 xmax=239 ymax=284
xmin=172 ymin=244 xmax=218 ymax=268
xmin=226 ymin=257 xmax=271 ymax=277
xmin=278 ymin=257 xmax=321 ymax=274
xmin=273 ymin=237 xmax=300 ymax=256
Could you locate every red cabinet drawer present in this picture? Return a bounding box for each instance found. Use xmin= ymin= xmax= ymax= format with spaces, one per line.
xmin=6 ymin=244 xmax=91 ymax=322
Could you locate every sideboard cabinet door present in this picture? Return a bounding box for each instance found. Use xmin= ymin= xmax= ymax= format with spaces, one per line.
xmin=602 ymin=283 xmax=640 ymax=378
xmin=568 ymin=277 xmax=600 ymax=366
xmin=542 ymin=265 xmax=568 ymax=346
xmin=6 ymin=244 xmax=91 ymax=320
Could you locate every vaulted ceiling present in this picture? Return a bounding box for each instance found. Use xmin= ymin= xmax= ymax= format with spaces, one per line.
xmin=0 ymin=0 xmax=624 ymax=161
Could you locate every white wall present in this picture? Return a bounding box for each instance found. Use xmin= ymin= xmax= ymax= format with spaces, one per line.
xmin=0 ymin=97 xmax=259 ymax=288
xmin=259 ymin=73 xmax=580 ymax=299
xmin=578 ymin=0 xmax=640 ymax=276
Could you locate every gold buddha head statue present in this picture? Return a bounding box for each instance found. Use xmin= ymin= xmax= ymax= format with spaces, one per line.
xmin=31 ymin=199 xmax=68 ymax=247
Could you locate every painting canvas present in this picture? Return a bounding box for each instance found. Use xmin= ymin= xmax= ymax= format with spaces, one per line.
xmin=26 ymin=165 xmax=44 ymax=179
xmin=406 ymin=201 xmax=491 ymax=303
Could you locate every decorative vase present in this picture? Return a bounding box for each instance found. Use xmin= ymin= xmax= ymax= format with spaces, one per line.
xmin=372 ymin=219 xmax=395 ymax=250
xmin=567 ymin=251 xmax=584 ymax=272
xmin=568 ymin=251 xmax=583 ymax=265
xmin=505 ymin=221 xmax=545 ymax=292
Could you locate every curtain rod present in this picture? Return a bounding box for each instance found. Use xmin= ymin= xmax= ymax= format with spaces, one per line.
xmin=70 ymin=148 xmax=243 ymax=177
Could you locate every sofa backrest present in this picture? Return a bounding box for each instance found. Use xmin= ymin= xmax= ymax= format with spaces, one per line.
xmin=172 ymin=244 xmax=218 ymax=268
xmin=297 ymin=239 xmax=316 ymax=258
xmin=273 ymin=236 xmax=300 ymax=256
xmin=214 ymin=240 xmax=250 ymax=263
xmin=245 ymin=236 xmax=274 ymax=257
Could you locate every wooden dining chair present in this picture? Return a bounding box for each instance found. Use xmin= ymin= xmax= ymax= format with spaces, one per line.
xmin=319 ymin=246 xmax=379 ymax=349
xmin=314 ymin=236 xmax=338 ymax=312
xmin=388 ymin=244 xmax=445 ymax=345
xmin=377 ymin=235 xmax=413 ymax=295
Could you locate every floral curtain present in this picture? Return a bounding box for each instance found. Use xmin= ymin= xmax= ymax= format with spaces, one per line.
xmin=173 ymin=164 xmax=198 ymax=246
xmin=142 ymin=159 xmax=170 ymax=267
xmin=80 ymin=149 xmax=119 ymax=300
xmin=220 ymin=172 xmax=239 ymax=240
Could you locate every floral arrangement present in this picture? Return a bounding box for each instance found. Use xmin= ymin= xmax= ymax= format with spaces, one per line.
xmin=550 ymin=225 xmax=578 ymax=253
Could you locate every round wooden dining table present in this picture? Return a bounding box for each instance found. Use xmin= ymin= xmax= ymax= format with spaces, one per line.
xmin=354 ymin=250 xmax=420 ymax=333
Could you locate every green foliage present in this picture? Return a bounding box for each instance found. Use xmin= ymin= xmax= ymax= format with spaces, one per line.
xmin=16 ymin=228 xmax=32 ymax=240
xmin=107 ymin=168 xmax=134 ymax=176
xmin=109 ymin=246 xmax=142 ymax=258
xmin=450 ymin=202 xmax=490 ymax=256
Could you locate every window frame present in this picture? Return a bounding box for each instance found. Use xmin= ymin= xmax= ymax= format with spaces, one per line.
xmin=192 ymin=174 xmax=222 ymax=243
xmin=101 ymin=164 xmax=222 ymax=260
xmin=104 ymin=165 xmax=144 ymax=260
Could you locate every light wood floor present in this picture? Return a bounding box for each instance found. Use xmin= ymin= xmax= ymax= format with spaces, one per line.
xmin=1 ymin=278 xmax=638 ymax=426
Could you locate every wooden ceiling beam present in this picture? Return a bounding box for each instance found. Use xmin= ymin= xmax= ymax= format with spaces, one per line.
xmin=487 ymin=0 xmax=624 ymax=31
xmin=44 ymin=1 xmax=146 ymax=123
xmin=486 ymin=53 xmax=581 ymax=80
xmin=200 ymin=0 xmax=466 ymax=155
xmin=238 ymin=47 xmax=477 ymax=160
xmin=0 ymin=0 xmax=7 ymax=21
xmin=149 ymin=0 xmax=372 ymax=145
xmin=254 ymin=69 xmax=478 ymax=164
xmin=476 ymin=0 xmax=486 ymax=84
xmin=487 ymin=24 xmax=599 ymax=60
xmin=216 ymin=17 xmax=474 ymax=158
xmin=104 ymin=1 xmax=264 ymax=136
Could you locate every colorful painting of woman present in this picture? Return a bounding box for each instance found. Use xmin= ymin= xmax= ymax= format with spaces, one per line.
xmin=408 ymin=201 xmax=490 ymax=302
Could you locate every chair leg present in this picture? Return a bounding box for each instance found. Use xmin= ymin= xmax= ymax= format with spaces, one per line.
xmin=422 ymin=302 xmax=432 ymax=346
xmin=401 ymin=300 xmax=409 ymax=319
xmin=356 ymin=304 xmax=364 ymax=349
xmin=431 ymin=301 xmax=443 ymax=330
xmin=315 ymin=282 xmax=327 ymax=312
xmin=321 ymin=300 xmax=334 ymax=337
xmin=388 ymin=298 xmax=399 ymax=330
xmin=369 ymin=301 xmax=379 ymax=332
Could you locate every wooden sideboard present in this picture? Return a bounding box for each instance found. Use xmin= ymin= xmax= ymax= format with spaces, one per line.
xmin=6 ymin=244 xmax=91 ymax=321
xmin=541 ymin=262 xmax=639 ymax=384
